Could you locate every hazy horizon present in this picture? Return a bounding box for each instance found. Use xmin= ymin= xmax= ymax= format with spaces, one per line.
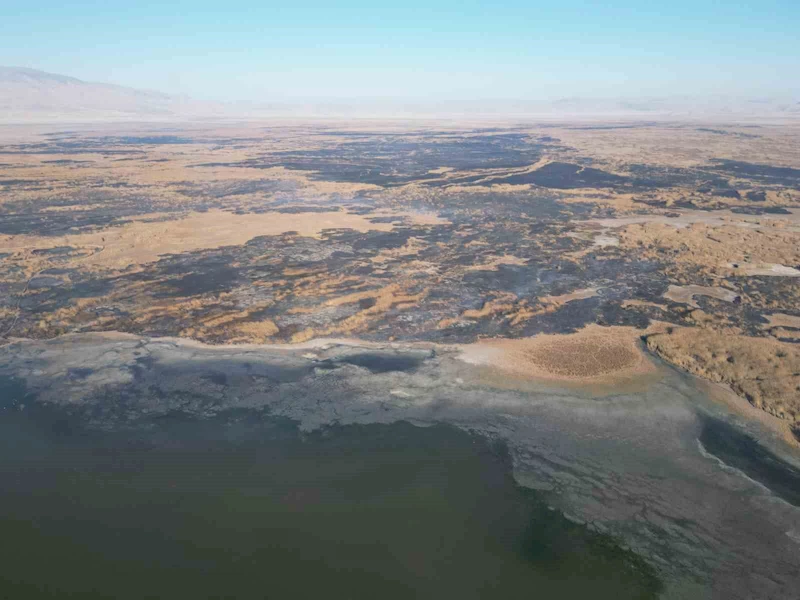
xmin=3 ymin=0 xmax=798 ymax=105
xmin=3 ymin=5 xmax=800 ymax=596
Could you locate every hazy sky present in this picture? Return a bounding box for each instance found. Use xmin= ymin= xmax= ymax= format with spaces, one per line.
xmin=3 ymin=0 xmax=798 ymax=102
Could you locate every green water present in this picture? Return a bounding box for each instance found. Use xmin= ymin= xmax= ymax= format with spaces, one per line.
xmin=0 ymin=405 xmax=660 ymax=599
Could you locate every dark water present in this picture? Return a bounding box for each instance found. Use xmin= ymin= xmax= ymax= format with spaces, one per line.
xmin=699 ymin=417 xmax=800 ymax=507
xmin=0 ymin=401 xmax=660 ymax=599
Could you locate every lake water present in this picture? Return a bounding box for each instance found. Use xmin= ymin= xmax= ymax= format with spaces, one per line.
xmin=2 ymin=335 xmax=800 ymax=598
xmin=0 ymin=404 xmax=660 ymax=599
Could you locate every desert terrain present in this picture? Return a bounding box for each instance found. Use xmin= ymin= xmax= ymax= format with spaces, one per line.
xmin=2 ymin=120 xmax=799 ymax=438
xmin=2 ymin=119 xmax=800 ymax=598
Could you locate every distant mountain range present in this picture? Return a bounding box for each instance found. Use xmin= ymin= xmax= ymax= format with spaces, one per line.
xmin=0 ymin=66 xmax=222 ymax=122
xmin=1 ymin=66 xmax=798 ymax=123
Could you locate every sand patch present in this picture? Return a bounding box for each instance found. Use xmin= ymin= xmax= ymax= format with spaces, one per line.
xmin=541 ymin=287 xmax=600 ymax=306
xmin=465 ymin=254 xmax=528 ymax=271
xmin=229 ymin=319 xmax=280 ymax=340
xmin=370 ymin=237 xmax=428 ymax=264
xmin=461 ymin=293 xmax=518 ymax=319
xmin=591 ymin=208 xmax=800 ymax=232
xmin=622 ymin=299 xmax=666 ymax=311
xmin=370 ymin=209 xmax=451 ymax=227
xmin=728 ymin=263 xmax=800 ymax=277
xmin=767 ymin=328 xmax=800 ymax=343
xmin=0 ymin=209 xmax=396 ymax=270
xmin=763 ymin=313 xmax=800 ymax=330
xmin=458 ymin=325 xmax=658 ymax=390
xmin=663 ymin=285 xmax=739 ymax=308
xmin=593 ymin=234 xmax=620 ymax=247
xmin=564 ymin=230 xmax=621 ymax=259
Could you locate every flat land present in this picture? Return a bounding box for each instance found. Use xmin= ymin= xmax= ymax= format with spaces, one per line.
xmin=1 ymin=119 xmax=799 ymax=437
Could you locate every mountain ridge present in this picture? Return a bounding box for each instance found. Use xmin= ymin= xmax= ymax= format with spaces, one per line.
xmin=0 ymin=66 xmax=215 ymax=122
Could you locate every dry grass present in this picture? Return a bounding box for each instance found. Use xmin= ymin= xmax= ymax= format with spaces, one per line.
xmin=460 ymin=325 xmax=658 ymax=388
xmin=763 ymin=313 xmax=800 ymax=330
xmin=647 ymin=327 xmax=800 ymax=426
xmin=618 ymin=222 xmax=800 ymax=274
xmin=0 ymin=209 xmax=398 ymax=271
xmin=465 ymin=254 xmax=529 ymax=271
xmin=291 ymin=283 xmax=427 ymax=343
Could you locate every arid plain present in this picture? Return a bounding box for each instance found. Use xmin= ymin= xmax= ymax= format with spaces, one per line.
xmin=3 ymin=120 xmax=800 ymax=598
xmin=2 ymin=120 xmax=799 ymax=438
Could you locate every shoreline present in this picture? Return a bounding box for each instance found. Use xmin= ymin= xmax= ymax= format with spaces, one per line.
xmin=695 ymin=376 xmax=800 ymax=451
xmin=4 ymin=326 xmax=798 ymax=458
xmin=3 ymin=327 xmax=800 ymax=597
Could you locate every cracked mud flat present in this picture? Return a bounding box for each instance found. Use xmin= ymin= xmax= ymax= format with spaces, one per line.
xmin=2 ymin=333 xmax=800 ymax=599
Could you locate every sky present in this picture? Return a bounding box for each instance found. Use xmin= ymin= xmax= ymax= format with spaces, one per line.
xmin=2 ymin=0 xmax=798 ymax=103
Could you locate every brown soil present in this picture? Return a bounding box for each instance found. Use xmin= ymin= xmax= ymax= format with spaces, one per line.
xmin=0 ymin=209 xmax=397 ymax=271
xmin=663 ymin=285 xmax=739 ymax=308
xmin=646 ymin=328 xmax=800 ymax=426
xmin=460 ymin=325 xmax=659 ymax=390
xmin=763 ymin=313 xmax=800 ymax=330
xmin=618 ymin=222 xmax=800 ymax=274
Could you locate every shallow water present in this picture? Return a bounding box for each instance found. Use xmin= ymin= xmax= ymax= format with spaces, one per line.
xmin=1 ymin=334 xmax=800 ymax=598
xmin=0 ymin=405 xmax=659 ymax=599
xmin=698 ymin=416 xmax=800 ymax=507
